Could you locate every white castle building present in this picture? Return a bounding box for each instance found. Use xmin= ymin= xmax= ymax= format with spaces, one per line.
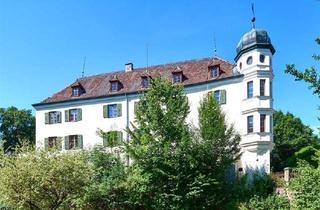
xmin=33 ymin=26 xmax=275 ymax=173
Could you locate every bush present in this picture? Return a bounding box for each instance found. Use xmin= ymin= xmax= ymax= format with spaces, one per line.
xmin=290 ymin=153 xmax=320 ymax=209
xmin=239 ymin=195 xmax=290 ymax=210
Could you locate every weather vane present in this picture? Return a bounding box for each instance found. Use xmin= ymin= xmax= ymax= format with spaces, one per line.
xmin=251 ymin=3 xmax=256 ymax=29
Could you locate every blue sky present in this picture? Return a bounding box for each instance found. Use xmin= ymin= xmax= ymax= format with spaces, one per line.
xmin=0 ymin=0 xmax=319 ymax=130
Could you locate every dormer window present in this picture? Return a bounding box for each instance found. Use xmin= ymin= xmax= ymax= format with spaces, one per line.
xmin=72 ymin=87 xmax=80 ymax=97
xmin=110 ymin=81 xmax=119 ymax=92
xmin=172 ymin=72 xmax=183 ymax=83
xmin=210 ymin=66 xmax=220 ymax=78
xmin=141 ymin=76 xmax=150 ymax=88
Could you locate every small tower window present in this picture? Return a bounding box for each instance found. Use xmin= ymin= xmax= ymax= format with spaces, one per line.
xmin=247 ymin=115 xmax=254 ymax=133
xmin=260 ymin=54 xmax=265 ymax=63
xmin=172 ymin=72 xmax=183 ymax=83
xmin=210 ymin=66 xmax=220 ymax=78
xmin=247 ymin=81 xmax=253 ymax=98
xmin=246 ymin=56 xmax=253 ymax=65
xmin=239 ymin=62 xmax=242 ymax=70
xmin=260 ymin=114 xmax=266 ymax=132
xmin=260 ymin=79 xmax=266 ymax=96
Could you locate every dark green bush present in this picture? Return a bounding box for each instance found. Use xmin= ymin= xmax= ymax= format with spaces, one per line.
xmin=239 ymin=195 xmax=290 ymax=210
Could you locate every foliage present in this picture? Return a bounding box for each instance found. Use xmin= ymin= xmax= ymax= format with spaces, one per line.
xmin=286 ymin=145 xmax=319 ymax=168
xmin=126 ymin=77 xmax=241 ymax=209
xmin=80 ymin=146 xmax=129 ymax=210
xmin=285 ymin=37 xmax=320 ymax=96
xmin=271 ymin=110 xmax=319 ymax=171
xmin=290 ymin=152 xmax=320 ymax=209
xmin=239 ymin=195 xmax=290 ymax=210
xmin=0 ymin=106 xmax=35 ymax=152
xmin=0 ymin=145 xmax=92 ymax=210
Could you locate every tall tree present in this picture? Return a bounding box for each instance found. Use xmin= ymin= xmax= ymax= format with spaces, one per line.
xmin=272 ymin=110 xmax=319 ymax=171
xmin=127 ymin=77 xmax=240 ymax=209
xmin=0 ymin=106 xmax=35 ymax=152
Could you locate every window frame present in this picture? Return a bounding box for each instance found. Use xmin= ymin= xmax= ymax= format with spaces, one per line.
xmin=260 ymin=114 xmax=266 ymax=132
xmin=141 ymin=76 xmax=149 ymax=88
xmin=247 ymin=81 xmax=253 ymax=98
xmin=247 ymin=115 xmax=254 ymax=134
xmin=69 ymin=109 xmax=78 ymax=122
xmin=246 ymin=56 xmax=253 ymax=65
xmin=110 ymin=81 xmax=119 ymax=92
xmin=172 ymin=72 xmax=183 ymax=83
xmin=260 ymin=79 xmax=266 ymax=96
xmin=72 ymin=87 xmax=80 ymax=97
xmin=210 ymin=66 xmax=220 ymax=78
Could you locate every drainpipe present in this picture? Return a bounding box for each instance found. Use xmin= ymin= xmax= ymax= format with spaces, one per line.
xmin=125 ymin=93 xmax=130 ymax=166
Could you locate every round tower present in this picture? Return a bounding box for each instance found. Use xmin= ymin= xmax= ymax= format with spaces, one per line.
xmin=235 ymin=28 xmax=275 ymax=174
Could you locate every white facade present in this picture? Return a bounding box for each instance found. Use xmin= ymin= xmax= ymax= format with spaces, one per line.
xmin=34 ymin=28 xmax=275 ymax=173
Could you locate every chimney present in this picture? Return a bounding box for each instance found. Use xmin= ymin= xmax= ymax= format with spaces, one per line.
xmin=125 ymin=63 xmax=133 ymax=72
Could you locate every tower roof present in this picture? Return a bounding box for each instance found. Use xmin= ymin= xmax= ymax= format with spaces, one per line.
xmin=235 ymin=28 xmax=275 ymax=61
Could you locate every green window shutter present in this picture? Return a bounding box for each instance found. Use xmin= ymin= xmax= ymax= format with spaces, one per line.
xmin=77 ymin=135 xmax=83 ymax=149
xmin=65 ymin=110 xmax=69 ymax=122
xmin=57 ymin=112 xmax=62 ymax=123
xmin=78 ymin=109 xmax=82 ymax=121
xmin=220 ymin=90 xmax=226 ymax=104
xmin=117 ymin=104 xmax=122 ymax=117
xmin=64 ymin=136 xmax=69 ymax=150
xmin=44 ymin=138 xmax=49 ymax=150
xmin=103 ymin=105 xmax=108 ymax=118
xmin=45 ymin=113 xmax=49 ymax=124
xmin=134 ymin=102 xmax=138 ymax=113
xmin=57 ymin=137 xmax=63 ymax=151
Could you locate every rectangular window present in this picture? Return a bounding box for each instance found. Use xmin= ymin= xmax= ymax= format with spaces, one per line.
xmin=111 ymin=81 xmax=119 ymax=92
xmin=142 ymin=77 xmax=149 ymax=88
xmin=210 ymin=66 xmax=219 ymax=78
xmin=247 ymin=81 xmax=253 ymax=98
xmin=214 ymin=90 xmax=220 ymax=102
xmin=104 ymin=104 xmax=122 ymax=118
xmin=44 ymin=137 xmax=62 ymax=150
xmin=270 ymin=81 xmax=273 ymax=97
xmin=260 ymin=79 xmax=266 ymax=96
xmin=173 ymin=73 xmax=182 ymax=83
xmin=65 ymin=109 xmax=82 ymax=122
xmin=247 ymin=115 xmax=254 ymax=133
xmin=46 ymin=111 xmax=61 ymax=124
xmin=72 ymin=87 xmax=80 ymax=97
xmin=65 ymin=135 xmax=83 ymax=150
xmin=103 ymin=131 xmax=123 ymax=147
xmin=69 ymin=109 xmax=78 ymax=122
xmin=260 ymin=114 xmax=266 ymax=132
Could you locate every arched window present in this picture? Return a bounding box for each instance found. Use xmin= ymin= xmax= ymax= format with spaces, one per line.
xmin=246 ymin=56 xmax=253 ymax=65
xmin=260 ymin=54 xmax=265 ymax=63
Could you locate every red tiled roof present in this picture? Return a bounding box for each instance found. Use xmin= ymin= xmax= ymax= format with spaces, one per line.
xmin=38 ymin=57 xmax=236 ymax=105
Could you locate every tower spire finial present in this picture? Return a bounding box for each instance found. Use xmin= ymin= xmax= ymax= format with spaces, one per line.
xmin=251 ymin=3 xmax=256 ymax=29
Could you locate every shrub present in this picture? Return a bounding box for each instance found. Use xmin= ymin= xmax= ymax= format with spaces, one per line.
xmin=239 ymin=195 xmax=290 ymax=210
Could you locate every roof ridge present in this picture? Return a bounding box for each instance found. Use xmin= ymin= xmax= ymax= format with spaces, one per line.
xmin=79 ymin=56 xmax=233 ymax=81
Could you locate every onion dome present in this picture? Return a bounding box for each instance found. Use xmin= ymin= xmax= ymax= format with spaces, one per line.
xmin=235 ymin=28 xmax=275 ymax=61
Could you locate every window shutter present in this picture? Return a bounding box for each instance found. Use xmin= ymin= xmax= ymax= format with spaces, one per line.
xmin=77 ymin=135 xmax=83 ymax=149
xmin=44 ymin=138 xmax=49 ymax=150
xmin=65 ymin=110 xmax=69 ymax=122
xmin=220 ymin=90 xmax=226 ymax=104
xmin=117 ymin=104 xmax=122 ymax=117
xmin=45 ymin=113 xmax=49 ymax=124
xmin=57 ymin=137 xmax=63 ymax=151
xmin=64 ymin=136 xmax=69 ymax=150
xmin=78 ymin=109 xmax=82 ymax=121
xmin=134 ymin=102 xmax=138 ymax=113
xmin=118 ymin=131 xmax=123 ymax=142
xmin=103 ymin=105 xmax=108 ymax=118
xmin=57 ymin=112 xmax=62 ymax=123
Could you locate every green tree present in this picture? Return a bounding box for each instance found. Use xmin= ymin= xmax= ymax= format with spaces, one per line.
xmin=126 ymin=77 xmax=240 ymax=209
xmin=80 ymin=146 xmax=129 ymax=210
xmin=290 ymin=152 xmax=320 ymax=209
xmin=285 ymin=37 xmax=320 ymax=96
xmin=0 ymin=145 xmax=92 ymax=210
xmin=271 ymin=110 xmax=319 ymax=171
xmin=0 ymin=106 xmax=35 ymax=152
